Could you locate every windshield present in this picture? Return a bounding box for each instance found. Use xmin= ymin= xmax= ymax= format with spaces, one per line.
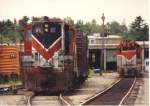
xmin=32 ymin=22 xmax=61 ymax=49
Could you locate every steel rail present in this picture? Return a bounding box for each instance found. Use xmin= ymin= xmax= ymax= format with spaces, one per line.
xmin=80 ymin=78 xmax=121 ymax=105
xmin=118 ymin=77 xmax=136 ymax=106
xmin=27 ymin=92 xmax=34 ymax=106
xmin=59 ymin=93 xmax=71 ymax=106
xmin=28 ymin=93 xmax=71 ymax=106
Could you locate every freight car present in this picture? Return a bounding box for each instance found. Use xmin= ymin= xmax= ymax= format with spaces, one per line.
xmin=116 ymin=41 xmax=143 ymax=77
xmin=21 ymin=17 xmax=88 ymax=92
xmin=0 ymin=45 xmax=20 ymax=82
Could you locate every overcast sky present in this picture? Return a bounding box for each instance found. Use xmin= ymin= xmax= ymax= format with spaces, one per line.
xmin=0 ymin=0 xmax=148 ymax=26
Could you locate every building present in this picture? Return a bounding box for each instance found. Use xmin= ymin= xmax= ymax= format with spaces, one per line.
xmin=88 ymin=33 xmax=149 ymax=71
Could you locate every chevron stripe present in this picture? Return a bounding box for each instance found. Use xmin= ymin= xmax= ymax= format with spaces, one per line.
xmin=121 ymin=50 xmax=136 ymax=60
xmin=32 ymin=35 xmax=61 ymax=60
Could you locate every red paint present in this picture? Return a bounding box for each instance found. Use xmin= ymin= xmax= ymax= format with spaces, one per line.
xmin=122 ymin=51 xmax=136 ymax=60
xmin=32 ymin=37 xmax=61 ymax=60
xmin=24 ymin=24 xmax=32 ymax=55
xmin=69 ymin=41 xmax=76 ymax=55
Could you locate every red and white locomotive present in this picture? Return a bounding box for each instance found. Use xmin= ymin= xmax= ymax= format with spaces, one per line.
xmin=116 ymin=41 xmax=143 ymax=76
xmin=21 ymin=17 xmax=88 ymax=92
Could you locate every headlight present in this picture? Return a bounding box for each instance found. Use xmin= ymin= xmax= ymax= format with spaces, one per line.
xmin=45 ymin=24 xmax=48 ymax=27
xmin=45 ymin=28 xmax=48 ymax=32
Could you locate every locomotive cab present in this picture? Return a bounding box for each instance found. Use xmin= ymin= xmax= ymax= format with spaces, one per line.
xmin=23 ymin=18 xmax=76 ymax=68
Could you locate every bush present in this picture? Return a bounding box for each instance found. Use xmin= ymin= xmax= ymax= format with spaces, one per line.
xmin=88 ymin=68 xmax=95 ymax=77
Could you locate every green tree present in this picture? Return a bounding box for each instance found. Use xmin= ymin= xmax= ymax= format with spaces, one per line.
xmin=75 ymin=20 xmax=84 ymax=31
xmin=0 ymin=21 xmax=5 ymax=43
xmin=129 ymin=16 xmax=149 ymax=41
xmin=84 ymin=22 xmax=93 ymax=35
xmin=0 ymin=19 xmax=18 ymax=43
xmin=0 ymin=21 xmax=5 ymax=35
xmin=64 ymin=17 xmax=74 ymax=26
xmin=91 ymin=19 xmax=102 ymax=33
xmin=107 ymin=21 xmax=122 ymax=35
xmin=18 ymin=16 xmax=30 ymax=42
xmin=75 ymin=19 xmax=102 ymax=35
xmin=19 ymin=16 xmax=29 ymax=28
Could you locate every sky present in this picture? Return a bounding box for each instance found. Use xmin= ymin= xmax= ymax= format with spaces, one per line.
xmin=0 ymin=0 xmax=148 ymax=26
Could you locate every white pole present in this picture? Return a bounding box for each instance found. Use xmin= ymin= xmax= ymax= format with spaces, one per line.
xmin=61 ymin=22 xmax=65 ymax=71
xmin=61 ymin=22 xmax=65 ymax=53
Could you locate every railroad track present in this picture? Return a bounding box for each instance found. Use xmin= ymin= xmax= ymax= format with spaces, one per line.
xmin=121 ymin=77 xmax=143 ymax=105
xmin=0 ymin=85 xmax=72 ymax=105
xmin=0 ymin=77 xmax=139 ymax=106
xmin=27 ymin=93 xmax=72 ymax=106
xmin=80 ymin=77 xmax=136 ymax=105
xmin=0 ymin=89 xmax=34 ymax=105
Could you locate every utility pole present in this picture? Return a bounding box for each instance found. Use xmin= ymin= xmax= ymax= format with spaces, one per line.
xmin=100 ymin=13 xmax=105 ymax=75
xmin=143 ymin=40 xmax=145 ymax=72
